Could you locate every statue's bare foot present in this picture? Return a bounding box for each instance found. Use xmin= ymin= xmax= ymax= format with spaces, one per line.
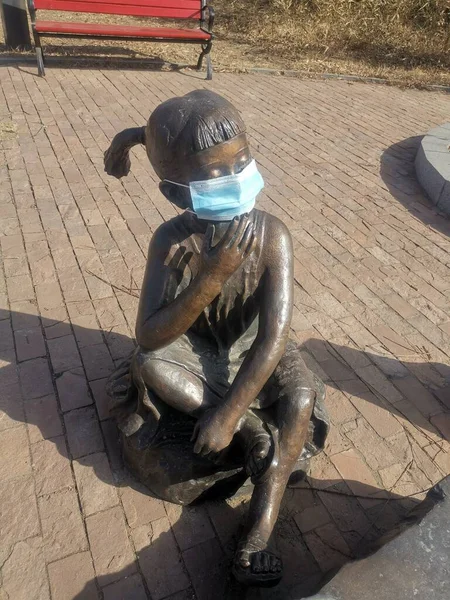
xmin=232 ymin=531 xmax=282 ymax=587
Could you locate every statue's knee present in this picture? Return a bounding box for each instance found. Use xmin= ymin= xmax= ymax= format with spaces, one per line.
xmin=134 ymin=352 xmax=164 ymax=382
xmin=289 ymin=387 xmax=315 ymax=416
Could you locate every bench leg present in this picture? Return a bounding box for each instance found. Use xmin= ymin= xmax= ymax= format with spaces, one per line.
xmin=197 ymin=42 xmax=212 ymax=79
xmin=206 ymin=53 xmax=213 ymax=81
xmin=36 ymin=47 xmax=45 ymax=77
xmin=32 ymin=30 xmax=45 ymax=76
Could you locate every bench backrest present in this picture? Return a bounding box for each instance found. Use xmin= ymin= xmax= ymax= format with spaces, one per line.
xmin=33 ymin=0 xmax=205 ymax=21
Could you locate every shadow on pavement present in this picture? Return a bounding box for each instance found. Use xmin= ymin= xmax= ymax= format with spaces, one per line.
xmin=68 ymin=476 xmax=431 ymax=600
xmin=1 ymin=307 xmax=448 ymax=598
xmin=379 ymin=135 xmax=450 ymax=237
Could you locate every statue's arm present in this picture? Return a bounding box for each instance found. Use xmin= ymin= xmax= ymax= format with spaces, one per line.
xmin=135 ymin=227 xmax=222 ymax=351
xmin=136 ymin=217 xmax=254 ymax=351
xmin=220 ymin=220 xmax=294 ymax=422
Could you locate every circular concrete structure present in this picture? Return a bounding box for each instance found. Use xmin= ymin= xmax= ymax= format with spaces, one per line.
xmin=415 ymin=123 xmax=450 ymax=215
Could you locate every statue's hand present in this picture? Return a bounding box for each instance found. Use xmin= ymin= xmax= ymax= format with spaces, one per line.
xmin=104 ymin=127 xmax=145 ymax=179
xmin=200 ymin=215 xmax=256 ymax=285
xmin=191 ymin=408 xmax=238 ymax=457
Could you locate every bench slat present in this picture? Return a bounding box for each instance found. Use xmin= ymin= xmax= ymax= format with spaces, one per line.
xmin=34 ymin=20 xmax=211 ymax=39
xmin=34 ymin=0 xmax=202 ymax=8
xmin=34 ymin=0 xmax=202 ymax=19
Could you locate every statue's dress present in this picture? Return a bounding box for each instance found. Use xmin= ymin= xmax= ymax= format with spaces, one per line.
xmin=107 ymin=210 xmax=329 ymax=504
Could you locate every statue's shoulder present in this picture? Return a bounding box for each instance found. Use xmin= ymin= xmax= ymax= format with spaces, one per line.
xmin=256 ymin=209 xmax=292 ymax=241
xmin=149 ymin=214 xmax=190 ymax=254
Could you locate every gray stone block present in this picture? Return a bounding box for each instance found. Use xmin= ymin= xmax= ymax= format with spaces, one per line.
xmin=415 ymin=123 xmax=450 ymax=215
xmin=304 ymin=476 xmax=450 ymax=600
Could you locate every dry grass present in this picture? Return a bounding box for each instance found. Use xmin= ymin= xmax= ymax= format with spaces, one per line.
xmin=0 ymin=1 xmax=449 ymax=87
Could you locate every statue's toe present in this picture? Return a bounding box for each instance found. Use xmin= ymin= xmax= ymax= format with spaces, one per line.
xmin=233 ymin=548 xmax=283 ymax=587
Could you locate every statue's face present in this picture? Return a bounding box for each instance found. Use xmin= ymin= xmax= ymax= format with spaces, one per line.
xmin=159 ymin=133 xmax=252 ymax=211
xmin=189 ymin=133 xmax=251 ymax=182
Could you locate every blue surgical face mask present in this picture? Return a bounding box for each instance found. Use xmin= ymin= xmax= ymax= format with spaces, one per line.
xmin=164 ymin=159 xmax=264 ymax=221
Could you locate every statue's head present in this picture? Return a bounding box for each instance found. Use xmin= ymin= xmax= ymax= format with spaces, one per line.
xmin=104 ymin=90 xmax=264 ymax=221
xmin=145 ymin=90 xmax=263 ymax=220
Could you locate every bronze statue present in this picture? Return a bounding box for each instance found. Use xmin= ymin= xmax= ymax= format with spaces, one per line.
xmin=104 ymin=90 xmax=328 ymax=587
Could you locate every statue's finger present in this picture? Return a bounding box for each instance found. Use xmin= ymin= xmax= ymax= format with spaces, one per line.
xmin=190 ymin=423 xmax=199 ymax=443
xmin=238 ymin=222 xmax=253 ymax=251
xmin=193 ymin=436 xmax=203 ymax=454
xmin=226 ymin=214 xmax=249 ymax=249
xmin=243 ymin=231 xmax=257 ymax=257
xmin=219 ymin=216 xmax=240 ymax=248
xmin=203 ymin=223 xmax=215 ymax=252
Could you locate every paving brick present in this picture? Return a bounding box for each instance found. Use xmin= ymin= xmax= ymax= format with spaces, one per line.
xmin=206 ymin=496 xmax=247 ymax=550
xmin=86 ymin=506 xmax=136 ymax=585
xmin=0 ymin=425 xmax=31 ymax=481
xmin=24 ymin=393 xmax=63 ymax=443
xmin=183 ymin=537 xmax=228 ymax=600
xmin=14 ymin=326 xmax=47 ymax=362
xmin=56 ymin=367 xmax=92 ymax=411
xmin=132 ymin=517 xmax=189 ymax=600
xmin=10 ymin=300 xmax=40 ymax=330
xmin=309 ymin=452 xmax=342 ymax=489
xmin=19 ymin=357 xmax=53 ymax=399
xmin=355 ymin=365 xmax=404 ymax=404
xmin=73 ymin=452 xmax=119 ymax=516
xmin=430 ymin=412 xmax=450 ymax=441
xmin=120 ymin=485 xmax=166 ymax=529
xmin=48 ymin=552 xmax=98 ymax=600
xmin=1 ymin=538 xmax=50 ymax=600
xmin=48 ymin=333 xmax=82 ymax=373
xmin=102 ymin=574 xmax=147 ymax=600
xmin=6 ymin=273 xmax=34 ymax=301
xmin=330 ymin=449 xmax=379 ymax=496
xmin=343 ymin=379 xmax=403 ymax=439
xmin=89 ymin=377 xmax=110 ymax=420
xmin=0 ymin=475 xmax=40 ymax=546
xmin=0 ymin=382 xmax=25 ymax=432
xmin=80 ymin=342 xmax=116 ymax=380
xmin=31 ymin=436 xmax=74 ymax=496
xmin=64 ymin=406 xmax=104 ymax=458
xmin=0 ymin=348 xmax=19 ymax=386
xmin=101 ymin=419 xmax=125 ymax=477
xmin=39 ymin=487 xmax=88 ymax=562
xmin=394 ymin=375 xmax=444 ymax=418
xmin=165 ymin=503 xmax=216 ymax=551
xmin=343 ymin=418 xmax=397 ymax=471
xmin=318 ymin=482 xmax=372 ymax=551
xmin=0 ymin=318 xmax=14 ymax=351
xmin=294 ymin=503 xmax=331 ymax=534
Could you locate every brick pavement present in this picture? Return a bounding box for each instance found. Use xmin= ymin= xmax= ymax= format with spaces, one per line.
xmin=0 ymin=66 xmax=449 ymax=600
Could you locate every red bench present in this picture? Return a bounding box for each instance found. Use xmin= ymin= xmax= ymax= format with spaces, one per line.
xmin=27 ymin=0 xmax=215 ymax=79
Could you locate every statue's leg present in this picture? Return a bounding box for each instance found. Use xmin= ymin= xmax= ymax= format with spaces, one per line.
xmin=138 ymin=355 xmax=272 ymax=463
xmin=139 ymin=356 xmax=220 ymax=416
xmin=233 ymin=348 xmax=317 ymax=585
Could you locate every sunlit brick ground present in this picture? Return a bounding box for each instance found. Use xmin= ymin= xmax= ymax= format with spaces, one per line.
xmin=1 ymin=65 xmax=449 ymax=599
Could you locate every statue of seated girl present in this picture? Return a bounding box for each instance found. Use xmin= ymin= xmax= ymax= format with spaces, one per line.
xmin=104 ymin=90 xmax=328 ymax=587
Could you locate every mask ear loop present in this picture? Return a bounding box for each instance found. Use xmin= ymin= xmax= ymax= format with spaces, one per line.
xmin=163 ymin=179 xmax=190 ymax=188
xmin=163 ymin=180 xmax=195 ymax=215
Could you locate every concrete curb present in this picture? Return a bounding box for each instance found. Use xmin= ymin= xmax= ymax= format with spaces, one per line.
xmin=415 ymin=124 xmax=450 ymax=215
xmin=0 ymin=54 xmax=449 ymax=93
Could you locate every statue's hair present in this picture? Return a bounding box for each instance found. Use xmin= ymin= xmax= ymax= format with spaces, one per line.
xmin=104 ymin=90 xmax=245 ymax=181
